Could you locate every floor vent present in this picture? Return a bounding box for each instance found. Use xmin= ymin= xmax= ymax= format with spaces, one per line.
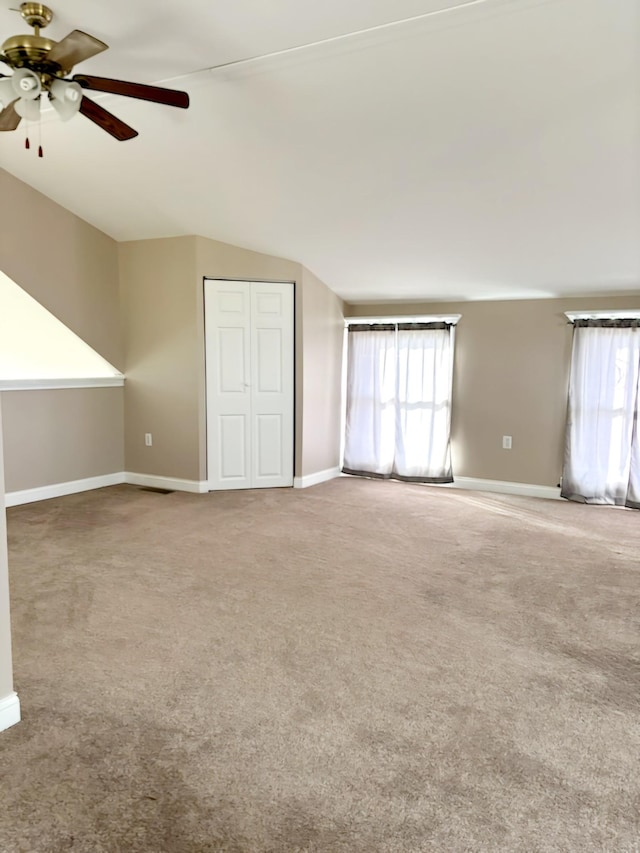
xmin=139 ymin=487 xmax=175 ymax=495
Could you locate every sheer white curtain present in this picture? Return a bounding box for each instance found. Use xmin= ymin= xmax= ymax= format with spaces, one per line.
xmin=343 ymin=323 xmax=454 ymax=483
xmin=562 ymin=322 xmax=640 ymax=507
xmin=342 ymin=325 xmax=397 ymax=478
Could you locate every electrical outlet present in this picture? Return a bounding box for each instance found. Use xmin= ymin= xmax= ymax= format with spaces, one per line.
xmin=145 ymin=433 xmax=153 ymax=447
xmin=502 ymin=435 xmax=512 ymax=450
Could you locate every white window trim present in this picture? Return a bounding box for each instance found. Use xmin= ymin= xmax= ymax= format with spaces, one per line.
xmin=0 ymin=376 xmax=125 ymax=391
xmin=565 ymin=310 xmax=640 ymax=322
xmin=345 ymin=314 xmax=461 ymax=326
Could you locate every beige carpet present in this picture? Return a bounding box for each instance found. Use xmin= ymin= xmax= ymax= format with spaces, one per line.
xmin=1 ymin=478 xmax=639 ymax=852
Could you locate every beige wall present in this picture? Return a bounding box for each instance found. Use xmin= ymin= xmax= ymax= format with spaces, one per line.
xmin=346 ymin=294 xmax=640 ymax=487
xmin=1 ymin=173 xmax=344 ymax=489
xmin=195 ymin=236 xmax=303 ymax=482
xmin=0 ymin=399 xmax=15 ymax=700
xmin=300 ymin=268 xmax=345 ymax=477
xmin=1 ymin=388 xmax=124 ymax=493
xmin=119 ymin=236 xmax=200 ymax=480
xmin=1 ymin=170 xmax=125 ymax=493
xmin=119 ymin=235 xmax=302 ymax=481
xmin=0 ymin=169 xmax=122 ymax=370
xmin=120 ymin=236 xmax=345 ymax=483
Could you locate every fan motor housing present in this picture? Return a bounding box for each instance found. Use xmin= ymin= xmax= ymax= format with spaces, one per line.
xmin=1 ymin=4 xmax=60 ymax=71
xmin=2 ymin=34 xmax=55 ymax=68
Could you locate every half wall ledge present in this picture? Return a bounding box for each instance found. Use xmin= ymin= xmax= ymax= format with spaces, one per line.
xmin=0 ymin=692 xmax=21 ymax=733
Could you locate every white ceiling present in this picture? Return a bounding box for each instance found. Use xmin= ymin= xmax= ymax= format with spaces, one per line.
xmin=1 ymin=0 xmax=638 ymax=303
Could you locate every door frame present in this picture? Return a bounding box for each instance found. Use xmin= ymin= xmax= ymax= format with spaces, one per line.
xmin=202 ymin=277 xmax=297 ymax=490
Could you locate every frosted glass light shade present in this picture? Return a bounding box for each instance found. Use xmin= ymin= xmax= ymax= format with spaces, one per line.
xmin=15 ymin=97 xmax=40 ymax=121
xmin=11 ymin=69 xmax=41 ymax=100
xmin=0 ymin=78 xmax=16 ymax=110
xmin=49 ymin=78 xmax=83 ymax=121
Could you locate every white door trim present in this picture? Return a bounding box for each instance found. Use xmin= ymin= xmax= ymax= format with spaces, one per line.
xmin=204 ymin=279 xmax=295 ymax=491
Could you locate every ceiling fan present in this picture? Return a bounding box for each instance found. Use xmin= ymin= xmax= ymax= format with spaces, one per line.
xmin=0 ymin=2 xmax=189 ymax=145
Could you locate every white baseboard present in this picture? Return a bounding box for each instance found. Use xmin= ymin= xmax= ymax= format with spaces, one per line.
xmin=5 ymin=472 xmax=125 ymax=507
xmin=294 ymin=467 xmax=341 ymax=489
xmin=4 ymin=469 xmax=556 ymax=503
xmin=0 ymin=692 xmax=21 ymax=733
xmin=445 ymin=477 xmax=562 ymax=500
xmin=124 ymin=472 xmax=208 ymax=494
xmin=5 ymin=471 xmax=209 ymax=507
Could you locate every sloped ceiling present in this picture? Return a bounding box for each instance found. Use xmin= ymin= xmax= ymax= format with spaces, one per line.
xmin=0 ymin=0 xmax=638 ymax=302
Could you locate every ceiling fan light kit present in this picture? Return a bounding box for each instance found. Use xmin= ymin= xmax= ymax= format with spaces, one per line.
xmin=0 ymin=2 xmax=189 ymax=145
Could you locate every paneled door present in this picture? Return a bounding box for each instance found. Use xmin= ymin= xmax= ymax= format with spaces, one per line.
xmin=205 ymin=280 xmax=294 ymax=490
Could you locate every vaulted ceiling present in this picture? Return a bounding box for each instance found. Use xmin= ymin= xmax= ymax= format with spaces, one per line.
xmin=1 ymin=0 xmax=638 ymax=302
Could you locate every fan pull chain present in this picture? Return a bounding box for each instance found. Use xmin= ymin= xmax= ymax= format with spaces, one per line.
xmin=24 ymin=110 xmax=31 ymax=150
xmin=22 ymin=101 xmax=44 ymax=157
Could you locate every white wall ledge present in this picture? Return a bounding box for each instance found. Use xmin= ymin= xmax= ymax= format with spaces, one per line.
xmin=0 ymin=377 xmax=124 ymax=391
xmin=0 ymin=692 xmax=21 ymax=733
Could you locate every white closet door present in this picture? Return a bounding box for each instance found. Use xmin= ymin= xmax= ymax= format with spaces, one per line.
xmin=250 ymin=283 xmax=294 ymax=488
xmin=205 ymin=280 xmax=294 ymax=490
xmin=205 ymin=281 xmax=252 ymax=490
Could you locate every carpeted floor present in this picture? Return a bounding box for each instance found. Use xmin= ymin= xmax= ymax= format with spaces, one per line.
xmin=1 ymin=477 xmax=639 ymax=852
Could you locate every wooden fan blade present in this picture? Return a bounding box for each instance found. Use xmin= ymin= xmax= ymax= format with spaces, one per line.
xmin=73 ymin=75 xmax=189 ymax=109
xmin=48 ymin=30 xmax=108 ymax=69
xmin=0 ymin=101 xmax=21 ymax=131
xmin=79 ymin=96 xmax=138 ymax=141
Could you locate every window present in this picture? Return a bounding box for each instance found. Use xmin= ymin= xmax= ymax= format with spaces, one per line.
xmin=342 ymin=319 xmax=457 ymax=484
xmin=562 ymin=315 xmax=640 ymax=508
